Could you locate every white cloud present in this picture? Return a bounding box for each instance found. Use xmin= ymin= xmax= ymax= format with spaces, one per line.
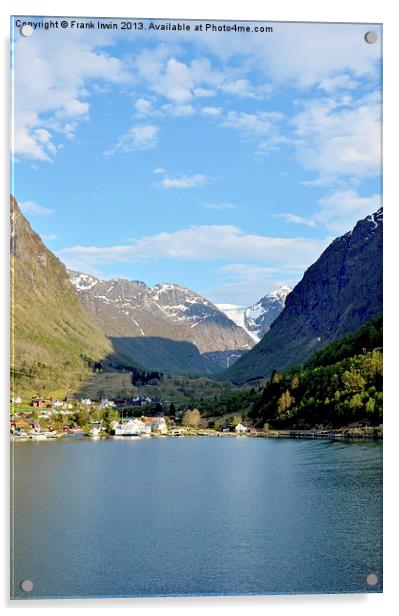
xmin=220 ymin=79 xmax=259 ymax=98
xmin=134 ymin=97 xmax=158 ymax=118
xmin=42 ymin=233 xmax=57 ymax=241
xmin=314 ymin=190 xmax=381 ymax=233
xmin=276 ymin=213 xmax=316 ymax=228
xmin=317 ymin=74 xmax=359 ymax=93
xmin=193 ymin=23 xmax=380 ymax=89
xmin=201 ymin=106 xmax=223 ymax=117
xmin=134 ymin=50 xmax=223 ymax=104
xmin=218 ymin=263 xmax=279 ymax=276
xmin=104 ymin=124 xmax=159 ymax=156
xmin=193 ymin=88 xmax=216 ymax=98
xmin=161 ymin=103 xmax=195 ymax=117
xmin=279 ymin=189 xmax=381 ymax=233
xmin=222 ymin=110 xmax=288 ymax=153
xmin=203 ymin=202 xmax=237 ymax=210
xmin=291 ymin=92 xmax=381 ymax=179
xmin=19 ymin=201 xmax=54 ymax=215
xmin=157 ymin=173 xmax=207 ymax=189
xmin=209 ymin=263 xmax=294 ymax=305
xmin=58 ymin=225 xmax=327 ymax=273
xmin=13 ymin=31 xmax=131 ymax=161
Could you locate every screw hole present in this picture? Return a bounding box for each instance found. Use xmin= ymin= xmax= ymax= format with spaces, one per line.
xmin=364 ymin=31 xmax=377 ymax=44
xmin=20 ymin=579 xmax=34 ymax=592
xmin=366 ymin=573 xmax=378 ymax=586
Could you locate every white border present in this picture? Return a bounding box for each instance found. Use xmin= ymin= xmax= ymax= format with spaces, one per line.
xmin=1 ymin=1 xmax=397 ymax=614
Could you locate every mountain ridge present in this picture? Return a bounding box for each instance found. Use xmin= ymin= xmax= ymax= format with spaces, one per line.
xmin=224 ymin=208 xmax=383 ymax=384
xmin=69 ymin=270 xmax=255 ymax=374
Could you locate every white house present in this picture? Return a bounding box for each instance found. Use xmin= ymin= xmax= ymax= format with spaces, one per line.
xmin=150 ymin=417 xmax=168 ymax=434
xmin=235 ymin=423 xmax=248 ymax=434
xmin=12 ymin=396 xmax=22 ymax=404
xmin=100 ymin=398 xmax=116 ymax=409
xmin=114 ymin=418 xmax=151 ymax=436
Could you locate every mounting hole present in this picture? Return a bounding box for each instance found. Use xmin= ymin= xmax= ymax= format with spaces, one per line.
xmin=366 ymin=573 xmax=378 ymax=587
xmin=20 ymin=579 xmax=34 ymax=592
xmin=364 ymin=31 xmax=377 ymax=44
xmin=20 ymin=24 xmax=33 ymax=37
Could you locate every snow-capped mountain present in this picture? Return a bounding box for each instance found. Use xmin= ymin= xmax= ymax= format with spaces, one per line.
xmin=217 ymin=285 xmax=292 ymax=343
xmin=69 ymin=272 xmax=254 ymax=374
xmin=245 ymin=285 xmax=292 ymax=341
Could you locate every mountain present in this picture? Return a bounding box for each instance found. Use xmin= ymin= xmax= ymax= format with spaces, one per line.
xmin=224 ymin=208 xmax=383 ymax=384
xmin=69 ymin=272 xmax=255 ymax=374
xmin=10 ymin=197 xmax=112 ymax=397
xmin=217 ymin=285 xmax=292 ymax=342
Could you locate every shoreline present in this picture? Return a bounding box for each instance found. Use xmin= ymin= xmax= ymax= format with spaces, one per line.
xmin=11 ymin=426 xmax=383 ymax=442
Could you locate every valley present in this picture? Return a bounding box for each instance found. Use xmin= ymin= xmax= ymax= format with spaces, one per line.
xmin=10 ymin=196 xmax=383 ymax=432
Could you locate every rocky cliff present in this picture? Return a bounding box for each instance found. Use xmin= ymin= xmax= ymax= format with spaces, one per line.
xmin=224 ymin=208 xmax=383 ymax=384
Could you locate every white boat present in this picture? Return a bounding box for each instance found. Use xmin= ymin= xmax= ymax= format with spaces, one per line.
xmin=85 ymin=420 xmax=103 ymax=437
xmin=29 ymin=432 xmax=47 ymax=440
xmin=11 ymin=430 xmax=29 ymax=440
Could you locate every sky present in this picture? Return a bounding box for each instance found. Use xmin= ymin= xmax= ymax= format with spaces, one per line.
xmin=11 ymin=17 xmax=382 ymax=306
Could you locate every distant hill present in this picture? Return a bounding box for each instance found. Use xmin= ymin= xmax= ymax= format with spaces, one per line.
xmin=10 ymin=196 xmax=112 ymax=398
xmin=69 ymin=272 xmax=254 ymax=374
xmin=224 ymin=208 xmax=383 ymax=384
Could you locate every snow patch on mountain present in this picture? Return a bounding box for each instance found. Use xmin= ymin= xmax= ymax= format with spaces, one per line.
xmin=216 ymin=304 xmax=258 ymax=341
xmin=217 ymin=285 xmax=292 ymax=343
xmin=68 ymin=271 xmax=99 ymax=291
xmin=69 ymin=273 xmax=254 ymax=369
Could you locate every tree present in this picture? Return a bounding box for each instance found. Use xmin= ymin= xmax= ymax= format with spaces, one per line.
xmin=349 ymin=393 xmax=363 ymax=410
xmin=214 ymin=419 xmax=223 ymax=431
xmin=169 ymin=402 xmax=176 ymax=416
xmin=342 ymin=370 xmax=366 ymax=392
xmin=231 ymin=415 xmax=241 ymax=427
xmin=278 ymin=390 xmax=294 ymax=414
xmin=182 ymin=408 xmax=201 ymax=428
xmin=291 ymin=375 xmax=300 ymax=389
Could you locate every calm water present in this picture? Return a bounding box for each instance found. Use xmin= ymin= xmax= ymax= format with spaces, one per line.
xmin=11 ymin=437 xmax=382 ymax=599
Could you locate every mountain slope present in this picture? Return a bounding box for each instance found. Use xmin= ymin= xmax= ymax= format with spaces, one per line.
xmin=217 ymin=285 xmax=292 ymax=342
xmin=224 ymin=208 xmax=383 ymax=384
xmin=69 ymin=273 xmax=254 ymax=374
xmin=10 ymin=196 xmax=112 ymax=397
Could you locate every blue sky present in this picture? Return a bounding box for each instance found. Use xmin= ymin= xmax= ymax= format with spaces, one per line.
xmin=11 ymin=18 xmax=382 ymax=305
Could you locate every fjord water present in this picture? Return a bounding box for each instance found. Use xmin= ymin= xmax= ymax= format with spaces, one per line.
xmin=11 ymin=437 xmax=382 ymax=599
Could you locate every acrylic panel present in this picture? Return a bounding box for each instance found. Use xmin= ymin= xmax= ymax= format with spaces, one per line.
xmin=10 ymin=16 xmax=383 ymax=600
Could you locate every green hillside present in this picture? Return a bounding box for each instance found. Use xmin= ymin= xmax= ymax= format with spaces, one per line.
xmin=197 ymin=316 xmax=383 ymax=429
xmin=305 ymin=313 xmax=382 ymax=368
xmin=10 ymin=196 xmax=113 ymax=399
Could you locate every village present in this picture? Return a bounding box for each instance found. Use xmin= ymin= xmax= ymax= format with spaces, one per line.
xmin=10 ymin=394 xmax=256 ymax=440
